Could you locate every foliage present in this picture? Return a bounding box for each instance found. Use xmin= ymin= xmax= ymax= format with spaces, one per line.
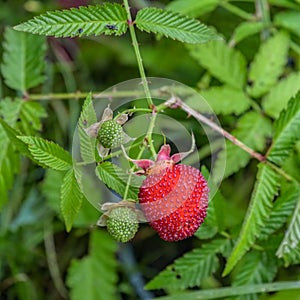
xmin=1 ymin=1 xmax=300 ymax=300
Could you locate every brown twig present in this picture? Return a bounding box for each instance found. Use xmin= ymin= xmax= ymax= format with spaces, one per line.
xmin=166 ymin=96 xmax=266 ymax=162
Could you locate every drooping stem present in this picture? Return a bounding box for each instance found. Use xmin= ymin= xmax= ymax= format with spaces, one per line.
xmin=123 ymin=0 xmax=153 ymax=108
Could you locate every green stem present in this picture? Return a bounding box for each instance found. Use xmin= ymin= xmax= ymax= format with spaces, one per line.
xmin=221 ymin=1 xmax=254 ymax=21
xmin=123 ymin=0 xmax=153 ymax=108
xmin=28 ymin=90 xmax=145 ymax=101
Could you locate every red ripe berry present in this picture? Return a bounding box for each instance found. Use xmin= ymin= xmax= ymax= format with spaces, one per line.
xmin=135 ymin=144 xmax=209 ymax=242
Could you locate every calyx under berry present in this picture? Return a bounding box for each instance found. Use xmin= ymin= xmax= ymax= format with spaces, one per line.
xmin=85 ymin=106 xmax=133 ymax=157
xmin=97 ymin=200 xmax=145 ymax=242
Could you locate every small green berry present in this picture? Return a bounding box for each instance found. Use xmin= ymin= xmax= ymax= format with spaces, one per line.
xmin=98 ymin=120 xmax=123 ymax=148
xmin=106 ymin=206 xmax=138 ymax=242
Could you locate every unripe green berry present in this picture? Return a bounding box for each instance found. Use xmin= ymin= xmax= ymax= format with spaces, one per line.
xmin=98 ymin=120 xmax=123 ymax=148
xmin=106 ymin=207 xmax=138 ymax=242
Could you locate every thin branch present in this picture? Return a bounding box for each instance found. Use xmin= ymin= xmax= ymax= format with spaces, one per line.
xmin=167 ymin=96 xmax=266 ymax=162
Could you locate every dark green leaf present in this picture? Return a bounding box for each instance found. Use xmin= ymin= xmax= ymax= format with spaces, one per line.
xmin=14 ymin=4 xmax=128 ymax=38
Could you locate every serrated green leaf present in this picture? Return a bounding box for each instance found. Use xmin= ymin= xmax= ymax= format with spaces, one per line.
xmin=135 ymin=7 xmax=220 ymax=44
xmin=18 ymin=136 xmax=72 ymax=170
xmin=146 ymin=239 xmax=231 ymax=290
xmin=232 ymin=251 xmax=277 ymax=300
xmin=213 ymin=112 xmax=272 ymax=179
xmin=60 ymin=168 xmax=84 ymax=232
xmin=41 ymin=169 xmax=64 ymax=214
xmin=187 ymin=40 xmax=247 ymax=88
xmin=276 ymin=193 xmax=300 ymax=262
xmin=67 ymin=230 xmax=117 ymax=300
xmin=260 ymin=181 xmax=300 ymax=240
xmin=262 ymin=71 xmax=300 ymax=118
xmin=231 ymin=21 xmax=264 ymax=45
xmin=166 ymin=0 xmax=220 ymax=18
xmin=223 ymin=164 xmax=280 ymax=276
xmin=247 ymin=31 xmax=290 ymax=98
xmin=1 ymin=27 xmax=46 ymax=92
xmin=195 ymin=85 xmax=251 ymax=115
xmin=78 ymin=93 xmax=97 ymax=163
xmin=0 ymin=98 xmax=47 ymax=135
xmin=274 ymin=11 xmax=300 ymax=38
xmin=96 ymin=162 xmax=140 ymax=200
xmin=14 ymin=4 xmax=128 ymax=38
xmin=267 ymin=94 xmax=300 ymax=166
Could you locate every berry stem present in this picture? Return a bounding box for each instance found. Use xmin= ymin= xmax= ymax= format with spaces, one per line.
xmin=123 ymin=0 xmax=153 ymax=108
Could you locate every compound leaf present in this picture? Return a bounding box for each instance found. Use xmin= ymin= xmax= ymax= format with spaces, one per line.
xmin=14 ymin=4 xmax=127 ymax=38
xmin=276 ymin=192 xmax=300 ymax=264
xmin=247 ymin=31 xmax=290 ymax=98
xmin=135 ymin=7 xmax=220 ymax=44
xmin=1 ymin=27 xmax=46 ymax=92
xmin=231 ymin=251 xmax=277 ymax=300
xmin=188 ymin=40 xmax=247 ymax=88
xmin=260 ymin=181 xmax=300 ymax=240
xmin=223 ymin=164 xmax=280 ymax=276
xmin=262 ymin=71 xmax=300 ymax=118
xmin=267 ymin=93 xmax=300 ymax=166
xmin=198 ymin=85 xmax=251 ymax=115
xmin=146 ymin=239 xmax=231 ymax=290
